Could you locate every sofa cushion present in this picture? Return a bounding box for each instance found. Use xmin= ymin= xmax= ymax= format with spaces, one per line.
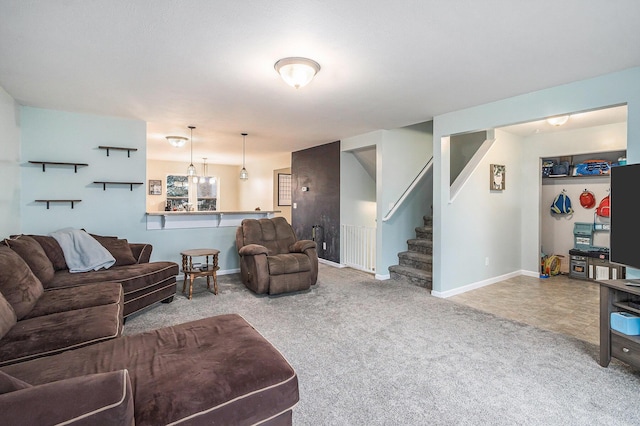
xmin=0 ymin=303 xmax=122 ymax=367
xmin=90 ymin=234 xmax=137 ymax=267
xmin=27 ymin=235 xmax=68 ymax=271
xmin=0 ymin=370 xmax=134 ymax=426
xmin=0 ymin=247 xmax=44 ymax=320
xmin=47 ymin=262 xmax=178 ymax=295
xmin=4 ymin=236 xmax=55 ymax=285
xmin=0 ymin=370 xmax=31 ymax=394
xmin=0 ymin=293 xmax=17 ymax=340
xmin=3 ymin=314 xmax=299 ymax=425
xmin=23 ymin=282 xmax=123 ymax=320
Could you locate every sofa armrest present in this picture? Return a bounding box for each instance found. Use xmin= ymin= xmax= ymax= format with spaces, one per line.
xmin=239 ymin=244 xmax=269 ymax=256
xmin=129 ymin=243 xmax=152 ymax=263
xmin=289 ymin=240 xmax=317 ymax=253
xmin=0 ymin=370 xmax=134 ymax=425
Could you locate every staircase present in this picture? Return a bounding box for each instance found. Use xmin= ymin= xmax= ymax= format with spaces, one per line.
xmin=388 ymin=216 xmax=433 ymax=289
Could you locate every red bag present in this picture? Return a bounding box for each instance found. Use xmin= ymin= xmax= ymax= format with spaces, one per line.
xmin=579 ymin=190 xmax=596 ymax=209
xmin=596 ymin=195 xmax=610 ymax=217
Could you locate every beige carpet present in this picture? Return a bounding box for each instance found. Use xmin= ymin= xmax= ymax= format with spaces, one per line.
xmin=124 ymin=265 xmax=640 ymax=425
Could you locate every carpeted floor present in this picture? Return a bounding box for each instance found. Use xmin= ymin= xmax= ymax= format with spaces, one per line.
xmin=124 ymin=264 xmax=640 ymax=425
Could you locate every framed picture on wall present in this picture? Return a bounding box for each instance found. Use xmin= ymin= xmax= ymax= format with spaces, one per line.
xmin=490 ymin=164 xmax=506 ymax=191
xmin=149 ymin=179 xmax=162 ymax=195
xmin=278 ymin=173 xmax=292 ymax=206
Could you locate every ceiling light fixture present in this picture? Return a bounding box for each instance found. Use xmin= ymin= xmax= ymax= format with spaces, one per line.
xmin=274 ymin=57 xmax=321 ymax=89
xmin=240 ymin=133 xmax=249 ymax=180
xmin=166 ymin=136 xmax=187 ymax=147
xmin=547 ymin=115 xmax=570 ymax=126
xmin=186 ymin=126 xmax=197 ymax=178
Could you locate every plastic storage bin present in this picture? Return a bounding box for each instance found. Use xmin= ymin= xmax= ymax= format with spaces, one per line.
xmin=611 ymin=312 xmax=640 ymax=335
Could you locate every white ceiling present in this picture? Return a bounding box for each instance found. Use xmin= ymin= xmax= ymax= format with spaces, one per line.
xmin=1 ymin=1 xmax=639 ymax=166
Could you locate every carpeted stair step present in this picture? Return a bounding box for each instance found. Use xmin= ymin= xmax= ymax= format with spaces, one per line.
xmin=407 ymin=238 xmax=433 ymax=255
xmin=415 ymin=225 xmax=433 ymax=240
xmin=388 ymin=265 xmax=433 ymax=289
xmin=423 ymin=216 xmax=432 ymax=227
xmin=398 ymin=251 xmax=432 ymax=271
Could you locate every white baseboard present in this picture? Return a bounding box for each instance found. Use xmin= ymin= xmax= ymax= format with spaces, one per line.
xmin=431 ymin=270 xmax=525 ymax=299
xmin=375 ymin=273 xmax=391 ymax=280
xmin=319 ymin=258 xmax=346 ymax=268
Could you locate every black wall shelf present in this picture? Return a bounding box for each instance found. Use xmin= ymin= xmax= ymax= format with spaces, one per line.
xmin=98 ymin=146 xmax=138 ymax=157
xmin=29 ymin=161 xmax=88 ymax=173
xmin=35 ymin=199 xmax=81 ymax=209
xmin=93 ymin=181 xmax=143 ymax=191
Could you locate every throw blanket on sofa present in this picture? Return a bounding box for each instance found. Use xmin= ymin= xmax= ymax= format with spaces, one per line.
xmin=50 ymin=228 xmax=116 ymax=273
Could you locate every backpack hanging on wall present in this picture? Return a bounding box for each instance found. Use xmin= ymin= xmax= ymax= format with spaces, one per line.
xmin=596 ymin=195 xmax=610 ymax=217
xmin=551 ymin=190 xmax=574 ymax=215
xmin=579 ymin=189 xmax=596 ymax=209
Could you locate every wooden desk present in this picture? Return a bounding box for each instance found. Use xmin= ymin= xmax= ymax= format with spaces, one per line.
xmin=180 ymin=249 xmax=220 ymax=300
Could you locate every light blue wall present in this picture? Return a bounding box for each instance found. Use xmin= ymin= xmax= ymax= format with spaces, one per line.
xmin=432 ymin=67 xmax=640 ymax=294
xmin=0 ymin=86 xmax=20 ymax=237
xmin=20 ymin=107 xmax=242 ymax=272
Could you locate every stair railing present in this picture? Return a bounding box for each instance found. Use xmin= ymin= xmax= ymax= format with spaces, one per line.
xmin=382 ymin=156 xmax=433 ymax=222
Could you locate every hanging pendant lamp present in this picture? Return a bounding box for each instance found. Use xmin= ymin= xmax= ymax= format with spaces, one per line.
xmin=186 ymin=126 xmax=197 ymax=177
xmin=199 ymin=158 xmax=207 ymax=183
xmin=240 ymin=133 xmax=249 ymax=180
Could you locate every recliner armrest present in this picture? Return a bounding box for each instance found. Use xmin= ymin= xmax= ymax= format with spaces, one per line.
xmin=0 ymin=370 xmax=134 ymax=425
xmin=289 ymin=240 xmax=317 ymax=253
xmin=239 ymin=244 xmax=269 ymax=256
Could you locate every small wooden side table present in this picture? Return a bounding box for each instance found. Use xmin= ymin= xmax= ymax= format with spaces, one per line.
xmin=180 ymin=248 xmax=220 ymax=300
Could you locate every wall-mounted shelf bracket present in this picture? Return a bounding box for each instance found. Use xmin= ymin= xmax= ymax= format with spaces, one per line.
xmin=35 ymin=199 xmax=81 ymax=209
xmin=93 ymin=181 xmax=143 ymax=191
xmin=98 ymin=146 xmax=138 ymax=157
xmin=29 ymin=161 xmax=88 ymax=173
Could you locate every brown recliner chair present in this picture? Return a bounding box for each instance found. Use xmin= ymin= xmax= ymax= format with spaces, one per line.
xmin=236 ymin=217 xmax=318 ymax=295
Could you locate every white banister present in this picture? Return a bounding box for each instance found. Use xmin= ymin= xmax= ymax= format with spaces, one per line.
xmin=382 ymin=157 xmax=433 ymax=222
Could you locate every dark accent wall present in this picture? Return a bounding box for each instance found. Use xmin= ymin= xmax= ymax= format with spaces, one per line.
xmin=291 ymin=141 xmax=340 ymax=263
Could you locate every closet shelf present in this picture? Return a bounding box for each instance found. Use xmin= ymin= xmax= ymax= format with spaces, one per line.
xmin=29 ymin=161 xmax=88 ymax=173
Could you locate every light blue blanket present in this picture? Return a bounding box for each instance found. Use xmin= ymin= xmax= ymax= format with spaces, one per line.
xmin=50 ymin=228 xmax=115 ymax=273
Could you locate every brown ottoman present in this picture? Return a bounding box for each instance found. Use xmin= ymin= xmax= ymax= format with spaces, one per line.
xmin=2 ymin=314 xmax=299 ymax=425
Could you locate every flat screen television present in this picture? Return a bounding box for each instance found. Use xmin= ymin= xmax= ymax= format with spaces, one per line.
xmin=610 ymin=163 xmax=640 ymax=271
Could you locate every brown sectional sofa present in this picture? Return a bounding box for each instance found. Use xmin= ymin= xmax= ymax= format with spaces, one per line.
xmin=0 ymin=232 xmax=301 ymax=424
xmin=6 ymin=233 xmax=179 ymax=317
xmin=1 ymin=314 xmax=299 ymax=425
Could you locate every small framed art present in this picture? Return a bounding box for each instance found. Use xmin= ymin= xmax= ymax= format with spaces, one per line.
xmin=490 ymin=164 xmax=505 ymax=191
xmin=149 ymin=179 xmax=162 ymax=195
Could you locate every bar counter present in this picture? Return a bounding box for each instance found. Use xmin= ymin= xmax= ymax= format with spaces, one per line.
xmin=146 ymin=210 xmax=280 ymax=230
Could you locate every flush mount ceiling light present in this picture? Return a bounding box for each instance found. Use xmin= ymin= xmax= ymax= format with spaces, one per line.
xmin=274 ymin=57 xmax=321 ymax=89
xmin=166 ymin=136 xmax=188 ymax=147
xmin=186 ymin=126 xmax=197 ymax=177
xmin=240 ymin=133 xmax=249 ymax=180
xmin=547 ymin=115 xmax=570 ymax=126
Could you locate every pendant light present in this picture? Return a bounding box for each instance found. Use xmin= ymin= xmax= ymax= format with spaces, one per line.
xmin=199 ymin=158 xmax=208 ymax=183
xmin=240 ymin=133 xmax=249 ymax=180
xmin=186 ymin=126 xmax=197 ymax=178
